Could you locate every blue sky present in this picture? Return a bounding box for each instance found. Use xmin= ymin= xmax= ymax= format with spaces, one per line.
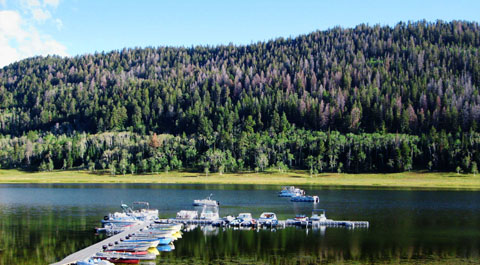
xmin=0 ymin=0 xmax=479 ymax=66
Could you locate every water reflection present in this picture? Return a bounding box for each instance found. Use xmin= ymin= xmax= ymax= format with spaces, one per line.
xmin=0 ymin=184 xmax=479 ymax=264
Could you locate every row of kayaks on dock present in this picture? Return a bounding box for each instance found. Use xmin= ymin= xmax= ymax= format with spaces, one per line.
xmin=83 ymin=223 xmax=182 ymax=264
xmin=88 ymin=203 xmax=184 ymax=264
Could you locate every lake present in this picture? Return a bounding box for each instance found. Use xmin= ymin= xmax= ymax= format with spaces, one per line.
xmin=0 ymin=184 xmax=479 ymax=264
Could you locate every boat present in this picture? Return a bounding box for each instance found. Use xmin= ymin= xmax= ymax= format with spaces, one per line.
xmin=199 ymin=205 xmax=220 ymax=220
xmin=257 ymin=212 xmax=278 ymax=227
xmin=175 ymin=210 xmax=198 ymax=220
xmin=99 ymin=251 xmax=157 ymax=260
xmin=150 ymin=223 xmax=183 ymax=231
xmin=309 ymin=209 xmax=330 ymax=222
xmin=104 ymin=244 xmax=151 ymax=252
xmin=133 ymin=230 xmax=179 ymax=242
xmin=101 ymin=211 xmax=140 ymax=227
xmin=230 ymin=213 xmax=256 ymax=227
xmin=96 ymin=223 xmax=136 ymax=234
xmin=288 ymin=214 xmax=309 ymax=226
xmin=193 ymin=194 xmax=219 ymax=206
xmin=77 ymin=258 xmax=115 ymax=265
xmin=212 ymin=215 xmax=235 ymax=226
xmin=295 ymin=214 xmax=309 ymax=222
xmin=157 ymin=243 xmax=175 ymax=252
xmin=101 ymin=202 xmax=158 ymax=227
xmin=290 ymin=195 xmax=319 ymax=203
xmin=121 ymin=239 xmax=160 ymax=248
xmin=134 ymin=230 xmax=178 ymax=240
xmin=95 ymin=250 xmax=156 ymax=261
xmin=278 ymin=186 xmax=305 ymax=197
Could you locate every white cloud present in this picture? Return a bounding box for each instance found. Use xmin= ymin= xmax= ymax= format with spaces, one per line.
xmin=32 ymin=8 xmax=51 ymax=22
xmin=24 ymin=0 xmax=41 ymax=8
xmin=43 ymin=0 xmax=59 ymax=8
xmin=0 ymin=10 xmax=68 ymax=67
xmin=54 ymin=18 xmax=62 ymax=30
xmin=0 ymin=0 xmax=6 ymax=8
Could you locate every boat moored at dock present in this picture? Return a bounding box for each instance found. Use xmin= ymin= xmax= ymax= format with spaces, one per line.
xmin=257 ymin=212 xmax=278 ymax=227
xmin=230 ymin=213 xmax=256 ymax=227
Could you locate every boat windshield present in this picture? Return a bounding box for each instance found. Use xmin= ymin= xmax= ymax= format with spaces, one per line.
xmin=133 ymin=201 xmax=150 ymax=210
xmin=238 ymin=213 xmax=251 ymax=219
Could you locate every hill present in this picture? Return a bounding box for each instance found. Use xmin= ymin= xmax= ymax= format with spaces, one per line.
xmin=0 ymin=20 xmax=479 ymax=174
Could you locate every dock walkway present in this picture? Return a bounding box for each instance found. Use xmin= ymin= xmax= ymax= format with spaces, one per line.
xmin=51 ymin=221 xmax=153 ymax=265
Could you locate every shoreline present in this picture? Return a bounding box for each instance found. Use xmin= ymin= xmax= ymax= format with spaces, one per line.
xmin=1 ymin=169 xmax=480 ymax=190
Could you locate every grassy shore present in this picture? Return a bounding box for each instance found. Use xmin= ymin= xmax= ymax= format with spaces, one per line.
xmin=0 ymin=169 xmax=480 ymax=190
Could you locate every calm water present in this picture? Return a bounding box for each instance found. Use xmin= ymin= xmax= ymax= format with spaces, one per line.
xmin=0 ymin=184 xmax=479 ymax=264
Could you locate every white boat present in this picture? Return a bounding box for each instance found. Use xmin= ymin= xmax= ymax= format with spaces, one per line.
xmin=101 ymin=202 xmax=158 ymax=226
xmin=257 ymin=212 xmax=278 ymax=227
xmin=101 ymin=211 xmax=141 ymax=226
xmin=212 ymin=215 xmax=235 ymax=226
xmin=310 ymin=209 xmax=331 ymax=222
xmin=193 ymin=194 xmax=220 ymax=206
xmin=230 ymin=213 xmax=256 ymax=227
xmin=278 ymin=186 xmax=305 ymax=197
xmin=199 ymin=205 xmax=220 ymax=220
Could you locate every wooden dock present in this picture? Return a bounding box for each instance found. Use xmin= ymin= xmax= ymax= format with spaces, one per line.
xmin=51 ymin=221 xmax=153 ymax=265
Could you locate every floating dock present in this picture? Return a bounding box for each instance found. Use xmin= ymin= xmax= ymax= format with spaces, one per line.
xmin=51 ymin=221 xmax=154 ymax=265
xmin=158 ymin=218 xmax=369 ymax=228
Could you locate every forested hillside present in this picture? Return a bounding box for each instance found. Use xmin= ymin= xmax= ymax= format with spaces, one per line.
xmin=1 ymin=20 xmax=480 ymax=174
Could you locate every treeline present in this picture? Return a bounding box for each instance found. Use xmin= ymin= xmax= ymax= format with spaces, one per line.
xmin=1 ymin=20 xmax=480 ymax=173
xmin=0 ymin=128 xmax=479 ymax=174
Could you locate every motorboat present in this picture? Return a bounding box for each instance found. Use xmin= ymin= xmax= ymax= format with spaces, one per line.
xmin=230 ymin=213 xmax=256 ymax=227
xmin=278 ymin=186 xmax=305 ymax=197
xmin=101 ymin=211 xmax=140 ymax=227
xmin=101 ymin=202 xmax=158 ymax=226
xmin=77 ymin=258 xmax=114 ymax=265
xmin=295 ymin=214 xmax=308 ymax=221
xmin=199 ymin=205 xmax=220 ymax=220
xmin=290 ymin=195 xmax=319 ymax=203
xmin=96 ymin=223 xmax=132 ymax=234
xmin=309 ymin=209 xmax=330 ymax=222
xmin=257 ymin=212 xmax=278 ymax=227
xmin=193 ymin=194 xmax=220 ymax=206
xmin=212 ymin=215 xmax=235 ymax=226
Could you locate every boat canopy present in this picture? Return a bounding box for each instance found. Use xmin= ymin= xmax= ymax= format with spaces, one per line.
xmin=133 ymin=201 xmax=150 ymax=210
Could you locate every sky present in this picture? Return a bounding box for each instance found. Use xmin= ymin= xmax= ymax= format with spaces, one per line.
xmin=0 ymin=0 xmax=479 ymax=67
